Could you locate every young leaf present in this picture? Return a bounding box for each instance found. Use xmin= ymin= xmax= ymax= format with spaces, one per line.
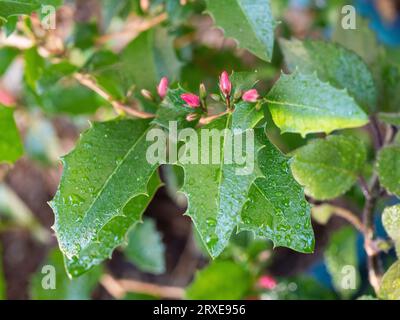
xmin=382 ymin=204 xmax=400 ymax=257
xmin=0 ymin=105 xmax=23 ymax=163
xmin=266 ymin=71 xmax=369 ymax=136
xmin=205 ymin=0 xmax=275 ymax=62
xmin=124 ymin=218 xmax=165 ymax=275
xmin=50 ymin=118 xmax=160 ymax=276
xmin=30 ymin=249 xmax=101 ymax=300
xmin=178 ymin=102 xmax=263 ymax=258
xmin=239 ymin=127 xmax=314 ymax=253
xmin=24 ymin=46 xmax=45 ymax=92
xmin=279 ymin=39 xmax=376 ymax=112
xmin=324 ymin=226 xmax=360 ymax=299
xmin=377 ymin=145 xmax=400 ymax=197
xmin=379 ymin=260 xmax=400 ymax=300
xmin=186 ymin=260 xmax=251 ymax=300
xmin=290 ymin=135 xmax=367 ymax=200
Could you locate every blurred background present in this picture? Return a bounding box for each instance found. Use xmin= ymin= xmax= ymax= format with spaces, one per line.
xmin=0 ymin=0 xmax=399 ymax=300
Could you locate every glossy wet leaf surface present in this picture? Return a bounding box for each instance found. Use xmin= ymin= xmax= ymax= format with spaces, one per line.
xmin=178 ymin=103 xmax=263 ymax=258
xmin=266 ymin=71 xmax=369 ymax=137
xmin=240 ymin=127 xmax=314 ymax=253
xmin=291 ymin=135 xmax=367 ymax=200
xmin=205 ymin=0 xmax=275 ymax=62
xmin=280 ymin=39 xmax=377 ymax=112
xmin=30 ymin=249 xmax=102 ymax=300
xmin=51 ymin=118 xmax=160 ymax=277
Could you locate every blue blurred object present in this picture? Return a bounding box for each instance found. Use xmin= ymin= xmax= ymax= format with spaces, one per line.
xmin=356 ymin=0 xmax=400 ymax=46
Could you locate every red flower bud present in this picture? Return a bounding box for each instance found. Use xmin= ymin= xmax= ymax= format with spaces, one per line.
xmin=219 ymin=71 xmax=232 ymax=97
xmin=157 ymin=77 xmax=169 ymax=99
xmin=258 ymin=275 xmax=277 ymax=290
xmin=181 ymin=93 xmax=200 ymax=108
xmin=242 ymin=89 xmax=259 ymax=102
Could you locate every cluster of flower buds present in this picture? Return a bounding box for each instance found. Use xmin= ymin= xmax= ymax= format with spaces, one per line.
xmin=144 ymin=72 xmax=260 ymax=111
xmin=180 ymin=71 xmax=260 ymax=109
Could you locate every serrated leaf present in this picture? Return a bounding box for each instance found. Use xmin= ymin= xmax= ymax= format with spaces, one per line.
xmin=124 ymin=218 xmax=165 ymax=275
xmin=378 ymin=113 xmax=400 ymax=126
xmin=0 ymin=105 xmax=23 ymax=163
xmin=179 ymin=102 xmax=263 ymax=258
xmin=186 ymin=260 xmax=251 ymax=300
xmin=120 ymin=27 xmax=181 ymax=91
xmin=382 ymin=204 xmax=400 ymax=257
xmin=379 ymin=260 xmax=400 ymax=300
xmin=64 ymin=171 xmax=160 ymax=277
xmin=377 ymin=145 xmax=400 ymax=197
xmin=240 ymin=127 xmax=314 ymax=253
xmin=290 ymin=135 xmax=366 ymax=200
xmin=279 ymin=39 xmax=376 ymax=113
xmin=51 ymin=118 xmax=160 ymax=277
xmin=30 ymin=249 xmax=101 ymax=300
xmin=205 ymin=0 xmax=275 ymax=62
xmin=325 ymin=226 xmax=360 ymax=299
xmin=266 ymin=71 xmax=369 ymax=136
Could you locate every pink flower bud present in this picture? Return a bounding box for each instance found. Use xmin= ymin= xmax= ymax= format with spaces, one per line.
xmin=0 ymin=89 xmax=15 ymax=106
xmin=219 ymin=71 xmax=232 ymax=97
xmin=157 ymin=77 xmax=169 ymax=99
xmin=181 ymin=93 xmax=200 ymax=108
xmin=242 ymin=89 xmax=259 ymax=102
xmin=258 ymin=275 xmax=277 ymax=290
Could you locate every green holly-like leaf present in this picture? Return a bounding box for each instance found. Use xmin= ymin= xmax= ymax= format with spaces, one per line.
xmin=152 ymin=87 xmax=201 ymax=131
xmin=50 ymin=118 xmax=160 ymax=277
xmin=377 ymin=145 xmax=400 ymax=198
xmin=325 ymin=226 xmax=360 ymax=299
xmin=378 ymin=112 xmax=400 ymax=127
xmin=205 ymin=0 xmax=275 ymax=62
xmin=64 ymin=171 xmax=160 ymax=277
xmin=379 ymin=260 xmax=400 ymax=300
xmin=279 ymin=39 xmax=376 ymax=113
xmin=290 ymin=135 xmax=366 ymax=200
xmin=266 ymin=71 xmax=369 ymax=137
xmin=120 ymin=27 xmax=182 ymax=91
xmin=30 ymin=249 xmax=101 ymax=300
xmin=239 ymin=128 xmax=314 ymax=253
xmin=123 ymin=218 xmax=166 ymax=275
xmin=178 ymin=102 xmax=263 ymax=258
xmin=382 ymin=204 xmax=400 ymax=257
xmin=0 ymin=47 xmax=19 ymax=76
xmin=186 ymin=260 xmax=252 ymax=300
xmin=0 ymin=105 xmax=23 ymax=164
